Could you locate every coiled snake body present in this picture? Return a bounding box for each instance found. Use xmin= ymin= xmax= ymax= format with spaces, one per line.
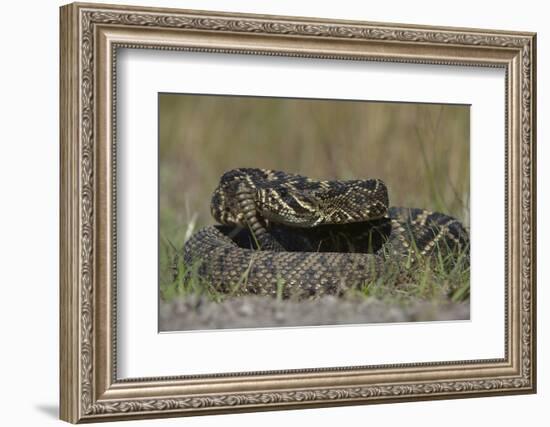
xmin=182 ymin=168 xmax=469 ymax=298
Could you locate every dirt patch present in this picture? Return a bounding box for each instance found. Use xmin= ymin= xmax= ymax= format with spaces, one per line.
xmin=159 ymin=295 xmax=469 ymax=331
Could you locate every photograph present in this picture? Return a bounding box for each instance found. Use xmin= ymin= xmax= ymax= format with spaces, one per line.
xmin=158 ymin=94 xmax=471 ymax=331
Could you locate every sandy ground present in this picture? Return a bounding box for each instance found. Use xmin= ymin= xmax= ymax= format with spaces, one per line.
xmin=159 ymin=295 xmax=470 ymax=331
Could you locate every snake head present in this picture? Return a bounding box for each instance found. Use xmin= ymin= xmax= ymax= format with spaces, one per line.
xmin=313 ymin=179 xmax=390 ymax=225
xmin=257 ymin=188 xmax=323 ymax=227
xmin=257 ymin=179 xmax=389 ymax=227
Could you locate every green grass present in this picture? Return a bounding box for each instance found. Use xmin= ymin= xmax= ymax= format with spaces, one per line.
xmin=357 ymin=245 xmax=470 ymax=303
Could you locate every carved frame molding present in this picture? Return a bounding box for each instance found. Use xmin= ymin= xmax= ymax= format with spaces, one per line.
xmin=60 ymin=2 xmax=536 ymax=423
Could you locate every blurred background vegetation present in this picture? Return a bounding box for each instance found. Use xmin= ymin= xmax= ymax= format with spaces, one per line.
xmin=159 ymin=93 xmax=469 ymax=290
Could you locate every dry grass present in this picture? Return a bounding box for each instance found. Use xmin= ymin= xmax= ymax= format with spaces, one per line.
xmin=159 ymin=94 xmax=470 ymax=301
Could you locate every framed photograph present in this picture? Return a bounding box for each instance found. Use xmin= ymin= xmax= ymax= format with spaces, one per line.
xmin=158 ymin=94 xmax=471 ymax=332
xmin=60 ymin=2 xmax=536 ymax=423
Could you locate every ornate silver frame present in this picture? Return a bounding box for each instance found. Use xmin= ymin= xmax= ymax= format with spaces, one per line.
xmin=60 ymin=2 xmax=537 ymax=423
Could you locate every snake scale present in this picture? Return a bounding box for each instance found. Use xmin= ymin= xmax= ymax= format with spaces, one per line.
xmin=182 ymin=168 xmax=469 ymax=298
